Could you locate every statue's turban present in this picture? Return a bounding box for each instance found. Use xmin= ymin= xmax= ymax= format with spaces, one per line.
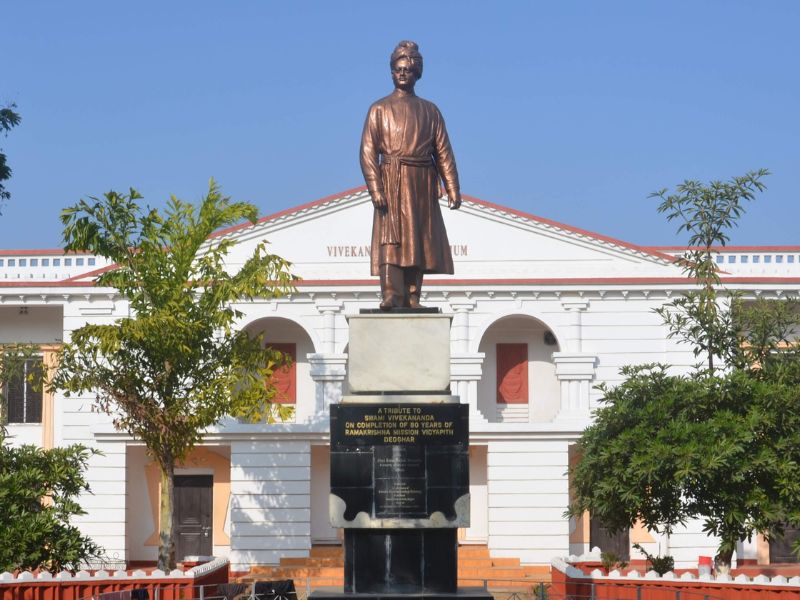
xmin=390 ymin=40 xmax=423 ymax=78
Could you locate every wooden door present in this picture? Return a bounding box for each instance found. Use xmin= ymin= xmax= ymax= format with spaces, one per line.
xmin=174 ymin=475 xmax=213 ymax=560
xmin=590 ymin=518 xmax=630 ymax=561
xmin=770 ymin=526 xmax=800 ymax=563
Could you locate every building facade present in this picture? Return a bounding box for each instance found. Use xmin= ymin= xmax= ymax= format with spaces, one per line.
xmin=2 ymin=187 xmax=799 ymax=571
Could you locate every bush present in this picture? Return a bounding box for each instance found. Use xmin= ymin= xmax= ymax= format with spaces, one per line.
xmin=0 ymin=427 xmax=104 ymax=572
xmin=633 ymin=543 xmax=674 ymax=575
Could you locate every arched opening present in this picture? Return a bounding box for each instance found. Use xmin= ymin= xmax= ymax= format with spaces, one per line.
xmin=243 ymin=317 xmax=317 ymax=423
xmin=476 ymin=314 xmax=561 ymax=423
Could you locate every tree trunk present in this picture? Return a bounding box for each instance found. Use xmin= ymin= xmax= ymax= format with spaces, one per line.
xmin=157 ymin=460 xmax=175 ymax=571
xmin=715 ymin=545 xmax=734 ymax=574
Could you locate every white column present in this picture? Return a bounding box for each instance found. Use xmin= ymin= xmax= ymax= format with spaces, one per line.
xmin=552 ymin=353 xmax=597 ymax=420
xmin=308 ymin=354 xmax=348 ymax=418
xmin=315 ymin=298 xmax=343 ymax=354
xmin=561 ymin=298 xmax=588 ymax=353
xmin=304 ymin=299 xmax=347 ymax=422
xmin=448 ymin=296 xmax=475 ymax=353
xmin=451 ymin=353 xmax=487 ymax=425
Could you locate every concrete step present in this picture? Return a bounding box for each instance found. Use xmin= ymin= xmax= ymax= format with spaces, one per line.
xmin=458 ymin=557 xmax=521 ymax=568
xmin=309 ymin=545 xmax=343 ymax=558
xmin=235 ymin=544 xmax=551 ymax=589
xmin=457 ymin=567 xmax=533 ymax=578
xmin=457 ymin=545 xmax=491 ymax=558
xmin=245 ymin=566 xmax=342 ymax=579
xmin=280 ymin=557 xmax=344 ymax=567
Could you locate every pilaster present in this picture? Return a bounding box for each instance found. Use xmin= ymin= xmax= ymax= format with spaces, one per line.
xmin=561 ymin=298 xmax=589 ymax=353
xmin=314 ymin=298 xmax=343 ymax=354
xmin=307 ymin=354 xmax=348 ymax=420
xmin=451 ymin=353 xmax=487 ymax=426
xmin=552 ymin=353 xmax=597 ymax=420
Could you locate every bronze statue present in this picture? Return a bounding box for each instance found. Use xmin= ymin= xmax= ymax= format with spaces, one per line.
xmin=360 ymin=40 xmax=461 ymax=310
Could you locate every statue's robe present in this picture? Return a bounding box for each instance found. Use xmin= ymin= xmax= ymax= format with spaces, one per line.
xmin=360 ymin=88 xmax=460 ymax=276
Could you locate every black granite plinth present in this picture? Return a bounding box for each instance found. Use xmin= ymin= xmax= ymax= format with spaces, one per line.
xmin=330 ymin=404 xmax=469 ymax=524
xmin=344 ymin=529 xmax=457 ymax=594
xmin=310 ymin=589 xmax=493 ymax=600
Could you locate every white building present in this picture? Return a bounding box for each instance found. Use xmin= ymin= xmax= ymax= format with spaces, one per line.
xmin=2 ymin=187 xmax=799 ymax=572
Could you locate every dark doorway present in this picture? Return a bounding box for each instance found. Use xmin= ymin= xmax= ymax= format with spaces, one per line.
xmin=175 ymin=475 xmax=213 ymax=560
xmin=590 ymin=518 xmax=630 ymax=561
xmin=770 ymin=526 xmax=800 ymax=563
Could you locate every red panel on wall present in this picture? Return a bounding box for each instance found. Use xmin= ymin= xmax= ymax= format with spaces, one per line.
xmin=496 ymin=343 xmax=528 ymax=404
xmin=267 ymin=342 xmax=296 ymax=404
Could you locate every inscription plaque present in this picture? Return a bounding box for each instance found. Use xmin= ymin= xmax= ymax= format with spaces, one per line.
xmin=374 ymin=446 xmax=426 ymax=517
xmin=331 ymin=403 xmax=468 ymax=448
xmin=330 ymin=404 xmax=469 ymax=523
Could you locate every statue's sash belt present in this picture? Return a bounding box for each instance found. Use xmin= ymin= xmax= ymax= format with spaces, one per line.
xmin=380 ymin=154 xmax=435 ymax=246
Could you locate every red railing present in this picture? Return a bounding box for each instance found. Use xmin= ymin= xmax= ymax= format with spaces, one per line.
xmin=0 ymin=558 xmax=228 ymax=600
xmin=550 ymin=557 xmax=800 ymax=600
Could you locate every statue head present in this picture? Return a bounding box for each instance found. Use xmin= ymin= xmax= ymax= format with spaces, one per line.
xmin=390 ymin=40 xmax=423 ymax=80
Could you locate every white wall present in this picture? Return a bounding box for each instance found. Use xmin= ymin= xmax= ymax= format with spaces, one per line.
xmin=126 ymin=446 xmax=156 ymax=562
xmin=463 ymin=445 xmax=488 ymax=543
xmin=487 ymin=439 xmax=571 ymax=564
xmin=0 ymin=305 xmax=63 ymax=343
xmin=4 ymin=424 xmax=42 ymax=446
xmin=229 ymin=440 xmax=311 ymax=571
xmin=310 ymin=444 xmax=338 ymax=544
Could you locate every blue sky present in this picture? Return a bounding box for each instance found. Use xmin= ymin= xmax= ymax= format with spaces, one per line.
xmin=1 ymin=1 xmax=798 ymax=249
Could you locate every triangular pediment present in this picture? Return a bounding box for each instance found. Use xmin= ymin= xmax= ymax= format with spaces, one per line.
xmin=218 ymin=188 xmax=684 ymax=283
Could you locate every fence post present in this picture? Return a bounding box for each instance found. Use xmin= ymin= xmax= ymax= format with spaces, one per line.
xmin=199 ymin=586 xmax=204 ymax=600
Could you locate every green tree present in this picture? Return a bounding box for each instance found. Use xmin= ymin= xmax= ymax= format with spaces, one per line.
xmin=570 ymin=364 xmax=800 ymax=571
xmin=569 ymin=170 xmax=800 ymax=571
xmin=651 ymin=169 xmax=769 ymax=374
xmin=0 ymin=103 xmax=21 ymax=208
xmin=53 ymin=181 xmax=297 ymax=570
xmin=0 ymin=346 xmax=103 ymax=572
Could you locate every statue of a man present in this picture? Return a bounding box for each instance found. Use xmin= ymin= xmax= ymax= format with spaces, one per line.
xmin=360 ymin=40 xmax=461 ymax=311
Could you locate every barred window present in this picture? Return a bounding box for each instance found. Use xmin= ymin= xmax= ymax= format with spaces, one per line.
xmin=3 ymin=358 xmax=44 ymax=424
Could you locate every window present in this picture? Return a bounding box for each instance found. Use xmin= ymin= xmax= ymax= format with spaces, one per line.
xmin=3 ymin=357 xmax=43 ymax=424
xmin=776 ymin=255 xmax=784 ymax=264
xmin=42 ymin=258 xmax=49 ymax=267
xmin=789 ymin=256 xmax=796 ymax=264
xmin=7 ymin=259 xmax=15 ymax=267
xmin=18 ymin=259 xmax=26 ymax=267
xmin=64 ymin=258 xmax=72 ymax=266
xmin=76 ymin=258 xmax=84 ymax=266
xmin=765 ymin=255 xmax=772 ymax=264
xmin=741 ymin=255 xmax=749 ymax=264
xmin=88 ymin=258 xmax=96 ymax=266
xmin=496 ymin=343 xmax=528 ymax=404
xmin=716 ymin=255 xmax=724 ymax=264
xmin=53 ymin=258 xmax=60 ymax=266
xmin=727 ymin=255 xmax=736 ymax=263
xmin=0 ymin=259 xmax=3 ymax=267
xmin=30 ymin=259 xmax=38 ymax=267
xmin=267 ymin=343 xmax=296 ymax=404
xmin=753 ymin=256 xmax=760 ymax=263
